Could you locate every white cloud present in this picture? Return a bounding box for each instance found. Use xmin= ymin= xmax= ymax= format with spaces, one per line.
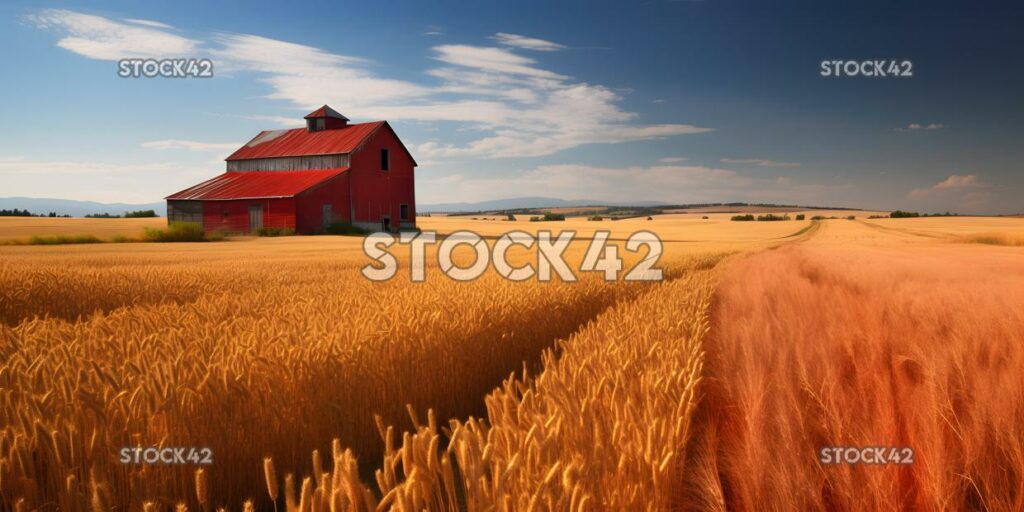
xmin=898 ymin=122 xmax=945 ymax=132
xmin=933 ymin=174 xmax=979 ymax=189
xmin=122 ymin=18 xmax=175 ymax=30
xmin=658 ymin=157 xmax=688 ymax=163
xmin=720 ymin=158 xmax=800 ymax=168
xmin=30 ymin=12 xmax=713 ymax=164
xmin=27 ymin=9 xmax=199 ymax=60
xmin=491 ymin=33 xmax=566 ymax=52
xmin=906 ymin=174 xmax=994 ymax=213
xmin=432 ymin=44 xmax=568 ymax=80
xmin=210 ymin=33 xmax=429 ymax=110
xmin=908 ymin=173 xmax=981 ymax=198
xmin=141 ymin=139 xmax=240 ymax=151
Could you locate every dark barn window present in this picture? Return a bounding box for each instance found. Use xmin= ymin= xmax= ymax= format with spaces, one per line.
xmin=400 ymin=204 xmax=409 ymax=220
xmin=307 ymin=118 xmax=325 ymax=132
xmin=381 ymin=148 xmax=390 ymax=171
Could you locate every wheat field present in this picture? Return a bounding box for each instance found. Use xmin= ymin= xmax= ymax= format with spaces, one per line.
xmin=1 ymin=214 xmax=1023 ymax=510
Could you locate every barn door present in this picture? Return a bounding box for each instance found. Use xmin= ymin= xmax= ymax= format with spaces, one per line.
xmin=322 ymin=204 xmax=332 ymax=228
xmin=382 ymin=216 xmax=391 ymax=232
xmin=248 ymin=205 xmax=263 ymax=232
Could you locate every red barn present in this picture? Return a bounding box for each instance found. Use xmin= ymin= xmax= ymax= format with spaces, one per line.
xmin=165 ymin=105 xmax=417 ymax=234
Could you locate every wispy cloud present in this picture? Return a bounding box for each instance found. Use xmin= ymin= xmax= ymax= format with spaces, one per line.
xmin=30 ymin=10 xmax=712 ymax=161
xmin=897 ymin=122 xmax=945 ymax=132
xmin=27 ymin=9 xmax=198 ymax=60
xmin=720 ymin=158 xmax=800 ymax=168
xmin=491 ymin=32 xmax=566 ymax=52
xmin=658 ymin=156 xmax=688 ymax=163
xmin=141 ymin=139 xmax=240 ymax=151
xmin=906 ymin=174 xmax=992 ymax=212
xmin=122 ymin=18 xmax=175 ymax=30
xmin=908 ymin=173 xmax=981 ymax=198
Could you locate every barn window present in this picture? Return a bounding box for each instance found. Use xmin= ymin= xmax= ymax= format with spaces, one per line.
xmin=381 ymin=148 xmax=390 ymax=171
xmin=400 ymin=204 xmax=409 ymax=220
xmin=307 ymin=118 xmax=325 ymax=132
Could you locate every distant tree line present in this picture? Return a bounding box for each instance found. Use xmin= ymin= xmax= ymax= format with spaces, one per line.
xmin=0 ymin=209 xmax=70 ymax=217
xmin=0 ymin=208 xmax=159 ymax=218
xmin=85 ymin=210 xmax=159 ymax=219
xmin=890 ymin=210 xmax=958 ymax=218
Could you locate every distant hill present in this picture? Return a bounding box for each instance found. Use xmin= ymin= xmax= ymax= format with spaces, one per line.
xmin=419 ymin=197 xmax=667 ymax=213
xmin=0 ymin=197 xmax=164 ymax=217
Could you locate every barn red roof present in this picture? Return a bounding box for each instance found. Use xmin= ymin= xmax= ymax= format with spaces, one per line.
xmin=165 ymin=169 xmax=348 ymax=200
xmin=304 ymin=105 xmax=349 ymax=120
xmin=225 ymin=122 xmax=383 ymax=161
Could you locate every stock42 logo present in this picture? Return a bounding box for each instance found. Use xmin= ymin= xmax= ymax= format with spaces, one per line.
xmin=362 ymin=230 xmax=664 ymax=282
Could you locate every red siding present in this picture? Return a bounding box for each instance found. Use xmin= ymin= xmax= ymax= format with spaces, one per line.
xmin=349 ymin=126 xmax=416 ymax=230
xmin=295 ymin=173 xmax=351 ymax=233
xmin=202 ymin=198 xmax=295 ymax=234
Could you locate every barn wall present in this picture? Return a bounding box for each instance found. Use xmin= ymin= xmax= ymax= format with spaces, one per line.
xmin=295 ymin=173 xmax=351 ymax=233
xmin=226 ymin=154 xmax=350 ymax=172
xmin=349 ymin=126 xmax=416 ymax=232
xmin=167 ymin=200 xmax=203 ymax=225
xmin=202 ymin=198 xmax=296 ymax=234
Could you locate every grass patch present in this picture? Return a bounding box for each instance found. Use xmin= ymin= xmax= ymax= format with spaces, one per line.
xmin=4 ymin=234 xmax=105 ymax=245
xmin=256 ymin=227 xmax=295 ymax=237
xmin=143 ymin=222 xmax=217 ymax=242
xmin=957 ymin=232 xmax=1024 ymax=247
xmin=325 ymin=221 xmax=368 ymax=236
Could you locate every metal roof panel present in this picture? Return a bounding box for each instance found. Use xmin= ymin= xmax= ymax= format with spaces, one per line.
xmin=165 ymin=169 xmax=348 ymax=200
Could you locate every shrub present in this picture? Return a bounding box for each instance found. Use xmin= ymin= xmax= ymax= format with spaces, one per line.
xmin=529 ymin=213 xmax=565 ymax=222
xmin=890 ymin=210 xmax=920 ymax=218
xmin=124 ymin=209 xmax=158 ymax=218
xmin=811 ymin=215 xmax=826 ymax=220
xmin=25 ymin=234 xmax=103 ymax=245
xmin=325 ymin=221 xmax=367 ymax=236
xmin=731 ymin=214 xmax=755 ymax=221
xmin=647 ymin=216 xmax=653 ymax=220
xmin=143 ymin=222 xmax=207 ymax=242
xmin=795 ymin=214 xmax=805 ymax=221
xmin=702 ymin=216 xmax=709 ymax=220
xmin=111 ymin=234 xmax=133 ymax=243
xmin=756 ymin=214 xmax=790 ymax=221
xmin=846 ymin=215 xmax=856 ymax=220
xmin=588 ymin=215 xmax=604 ymax=221
xmin=256 ymin=227 xmax=296 ymax=237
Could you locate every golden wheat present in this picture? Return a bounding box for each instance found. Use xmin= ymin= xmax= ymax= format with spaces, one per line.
xmin=0 ymin=235 xmax=667 ymax=509
xmin=4 ymin=215 xmax=1021 ymax=510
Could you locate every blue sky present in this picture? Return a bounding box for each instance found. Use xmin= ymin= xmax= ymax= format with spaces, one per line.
xmin=1 ymin=1 xmax=1021 ymax=213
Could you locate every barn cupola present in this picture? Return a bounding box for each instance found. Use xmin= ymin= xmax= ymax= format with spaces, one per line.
xmin=304 ymin=105 xmax=349 ymax=132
